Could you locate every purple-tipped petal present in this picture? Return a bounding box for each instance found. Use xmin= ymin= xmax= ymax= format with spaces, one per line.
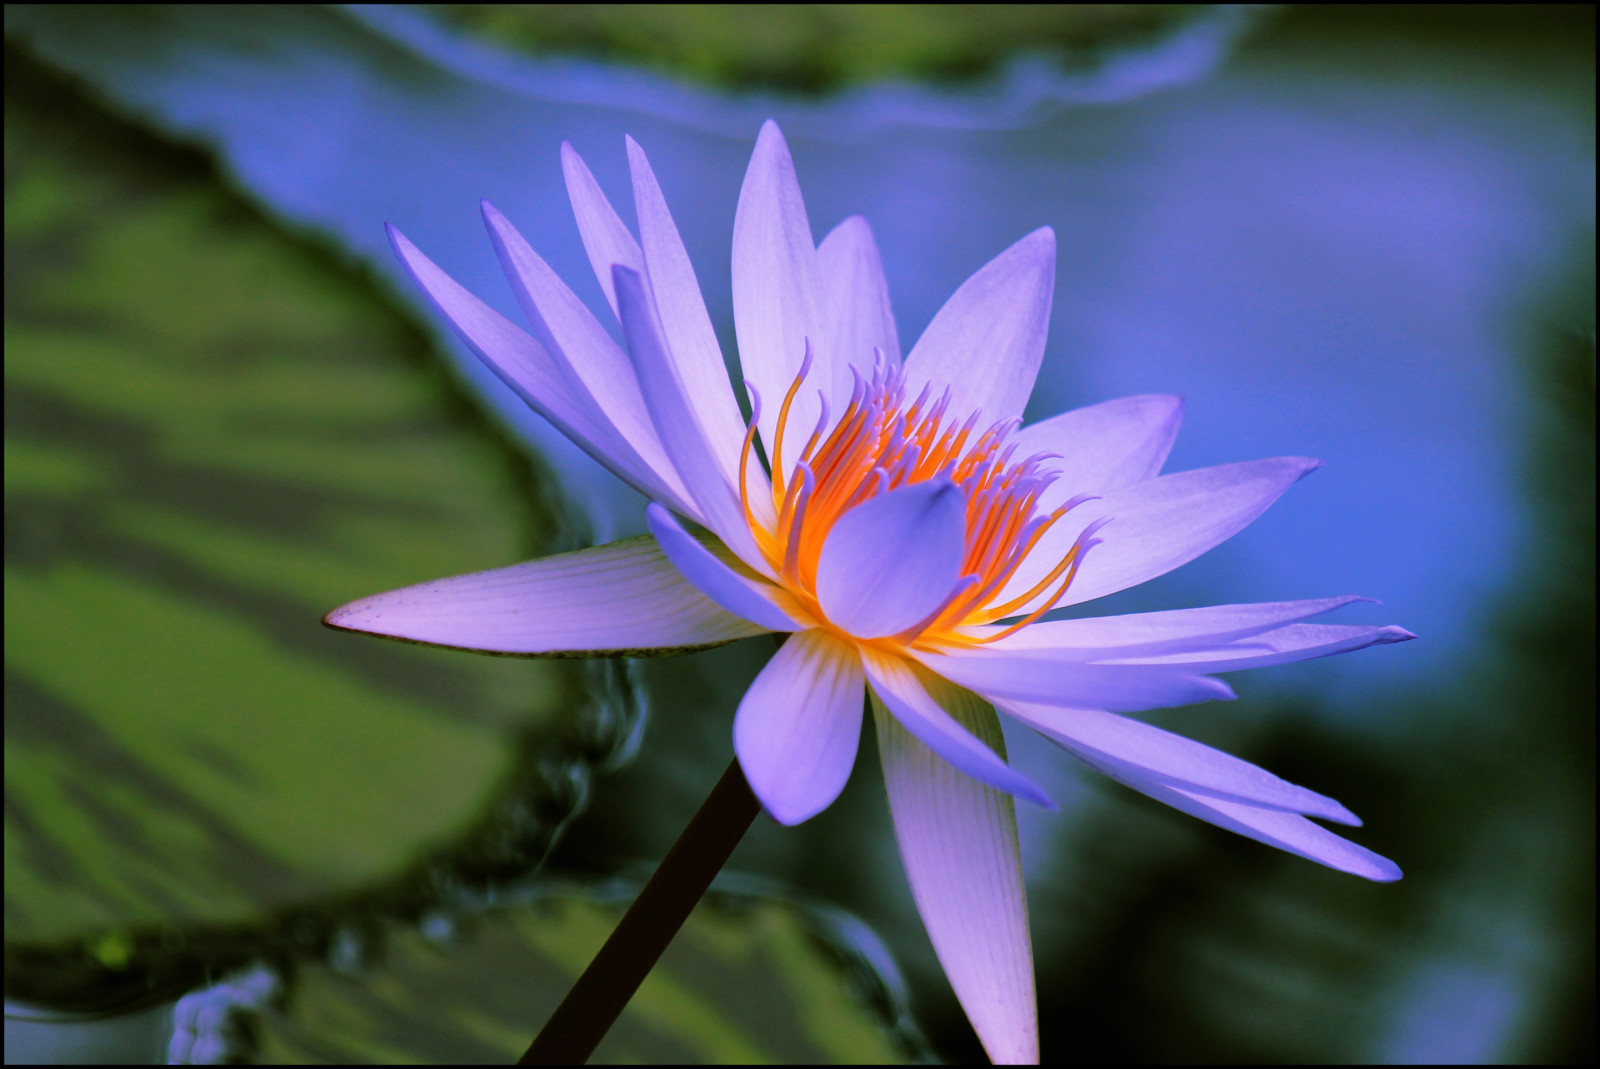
xmin=733 ymin=120 xmax=833 ymax=471
xmin=1001 ymin=456 xmax=1323 ymax=612
xmin=979 ymin=596 xmax=1374 ymax=658
xmin=918 ymin=647 xmax=1235 ymax=713
xmin=386 ymin=224 xmax=661 ymax=501
xmin=903 ymin=227 xmax=1055 ymax=425
xmin=863 ymin=650 xmax=1053 ymax=809
xmin=480 ymin=201 xmax=692 ymax=512
xmin=999 ymin=700 xmax=1360 ymax=824
xmin=1103 ymin=623 xmax=1417 ymax=671
xmin=560 ymin=140 xmax=645 ymax=320
xmin=323 ymin=535 xmax=764 ymax=656
xmin=735 ymin=630 xmax=864 ymax=825
xmin=626 ymin=136 xmax=753 ymax=496
xmin=815 ymin=479 xmax=967 ymax=639
xmin=1011 ymin=394 xmax=1183 ymax=502
xmin=1079 ymin=749 xmax=1402 ymax=881
xmin=616 ymin=267 xmax=767 ymax=570
xmin=646 ymin=503 xmax=799 ymax=633
xmin=874 ymin=677 xmax=1038 ymax=1064
xmin=818 ymin=214 xmax=900 ymax=371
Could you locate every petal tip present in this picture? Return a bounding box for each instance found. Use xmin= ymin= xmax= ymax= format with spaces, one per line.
xmin=761 ymin=797 xmax=822 ymax=826
xmin=1369 ymin=858 xmax=1404 ymax=882
xmin=1323 ymin=801 xmax=1363 ymax=827
xmin=322 ymin=599 xmax=375 ymax=634
xmin=753 ymin=119 xmax=791 ymax=159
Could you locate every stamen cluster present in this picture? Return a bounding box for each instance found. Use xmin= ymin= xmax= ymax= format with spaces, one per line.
xmin=738 ymin=347 xmax=1108 ymax=648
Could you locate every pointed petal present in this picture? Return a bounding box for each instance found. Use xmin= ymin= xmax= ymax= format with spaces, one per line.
xmin=1104 ymin=623 xmax=1417 ymax=671
xmin=903 ymin=227 xmax=1055 ymax=425
xmin=1011 ymin=394 xmax=1182 ymax=511
xmin=626 ymin=136 xmax=753 ymax=497
xmin=862 ymin=649 xmax=1053 ymax=808
xmin=480 ymin=201 xmax=693 ymax=511
xmin=323 ymin=535 xmax=764 ymax=656
xmin=616 ymin=266 xmax=768 ymax=569
xmin=916 ymin=647 xmax=1235 ymax=713
xmin=560 ymin=140 xmax=645 ymax=321
xmin=386 ymin=224 xmax=662 ymax=499
xmin=979 ymin=596 xmax=1374 ymax=658
xmin=998 ymin=700 xmax=1360 ymax=824
xmin=733 ymin=120 xmax=833 ymax=471
xmin=874 ymin=677 xmax=1038 ymax=1064
xmin=815 ymin=479 xmax=966 ymax=639
xmin=735 ymin=630 xmax=864 ymax=825
xmin=818 ymin=215 xmax=900 ymax=370
xmin=1079 ymin=750 xmax=1402 ymax=881
xmin=646 ymin=503 xmax=800 ymax=633
xmin=1000 ymin=457 xmax=1322 ymax=612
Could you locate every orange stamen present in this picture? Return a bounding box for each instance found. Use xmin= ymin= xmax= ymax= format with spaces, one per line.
xmin=743 ymin=357 xmax=1104 ymax=647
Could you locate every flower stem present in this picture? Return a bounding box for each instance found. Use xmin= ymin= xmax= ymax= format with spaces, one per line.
xmin=520 ymin=756 xmax=762 ymax=1064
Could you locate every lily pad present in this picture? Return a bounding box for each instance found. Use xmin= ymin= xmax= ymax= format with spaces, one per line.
xmin=255 ymin=891 xmax=907 ymax=1064
xmin=4 ymin=48 xmax=588 ymax=960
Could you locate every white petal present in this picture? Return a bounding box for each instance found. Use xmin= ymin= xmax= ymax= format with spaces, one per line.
xmin=560 ymin=140 xmax=645 ymax=321
xmin=916 ymin=647 xmax=1235 ymax=713
xmin=814 ymin=479 xmax=966 ymax=639
xmin=646 ymin=503 xmax=800 ymax=633
xmin=386 ymin=224 xmax=661 ymax=500
xmin=323 ymin=535 xmax=765 ymax=655
xmin=873 ymin=677 xmax=1038 ymax=1064
xmin=480 ymin=201 xmax=693 ymax=512
xmin=903 ymin=227 xmax=1055 ymax=425
xmin=1103 ymin=623 xmax=1417 ymax=671
xmin=1079 ymin=750 xmax=1402 ymax=881
xmin=862 ymin=649 xmax=1053 ymax=808
xmin=979 ymin=596 xmax=1373 ymax=658
xmin=616 ymin=266 xmax=769 ymax=570
xmin=998 ymin=700 xmax=1359 ymax=824
xmin=626 ymin=136 xmax=754 ymax=501
xmin=818 ymin=215 xmax=900 ymax=370
xmin=999 ymin=456 xmax=1322 ymax=613
xmin=732 ymin=120 xmax=833 ymax=473
xmin=734 ymin=630 xmax=864 ymax=825
xmin=1010 ymin=395 xmax=1182 ymax=511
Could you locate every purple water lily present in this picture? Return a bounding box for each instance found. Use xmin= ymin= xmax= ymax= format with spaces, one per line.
xmin=327 ymin=120 xmax=1410 ymax=1064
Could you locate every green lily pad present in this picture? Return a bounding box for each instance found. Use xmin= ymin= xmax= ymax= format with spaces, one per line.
xmin=4 ymin=49 xmax=584 ymax=954
xmin=255 ymin=892 xmax=906 ymax=1064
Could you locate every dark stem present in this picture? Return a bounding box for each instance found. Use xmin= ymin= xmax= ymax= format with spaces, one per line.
xmin=519 ymin=756 xmax=762 ymax=1064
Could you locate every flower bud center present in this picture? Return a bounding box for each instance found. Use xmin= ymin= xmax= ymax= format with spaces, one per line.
xmin=738 ymin=350 xmax=1104 ymax=646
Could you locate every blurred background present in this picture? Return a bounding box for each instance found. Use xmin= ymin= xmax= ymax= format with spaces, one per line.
xmin=5 ymin=4 xmax=1592 ymax=1063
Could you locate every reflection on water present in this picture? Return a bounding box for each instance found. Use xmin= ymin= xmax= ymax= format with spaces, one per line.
xmin=5 ymin=4 xmax=1593 ymax=1064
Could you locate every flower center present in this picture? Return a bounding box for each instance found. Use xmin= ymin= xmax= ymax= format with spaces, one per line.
xmin=738 ymin=346 xmax=1106 ymax=648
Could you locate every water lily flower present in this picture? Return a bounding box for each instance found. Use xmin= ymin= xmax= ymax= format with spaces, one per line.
xmin=327 ymin=121 xmax=1411 ymax=1064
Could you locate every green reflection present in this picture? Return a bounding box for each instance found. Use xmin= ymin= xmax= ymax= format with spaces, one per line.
xmin=4 ymin=48 xmax=575 ymax=951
